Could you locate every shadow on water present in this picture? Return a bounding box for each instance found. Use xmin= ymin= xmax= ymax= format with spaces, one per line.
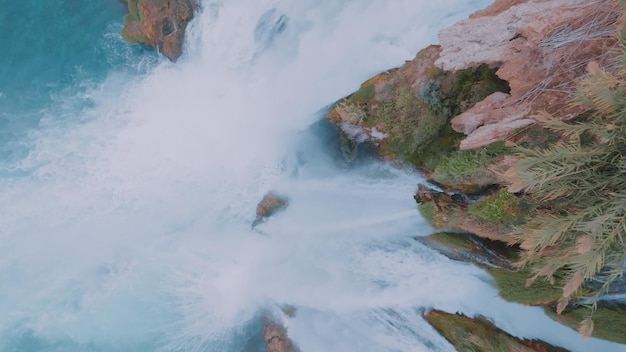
xmin=297 ymin=115 xmax=381 ymax=171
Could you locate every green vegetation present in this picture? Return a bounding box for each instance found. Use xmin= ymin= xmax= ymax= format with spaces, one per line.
xmin=545 ymin=305 xmax=626 ymax=344
xmin=121 ymin=0 xmax=148 ymax=44
xmin=430 ymin=142 xmax=509 ymax=192
xmin=347 ymin=84 xmax=375 ymax=105
xmin=421 ymin=64 xmax=510 ymax=121
xmin=487 ymin=268 xmax=564 ymax=305
xmin=429 ymin=232 xmax=476 ymax=251
xmin=469 ymin=190 xmax=522 ymax=223
xmin=424 ymin=310 xmax=568 ymax=352
xmin=509 ymin=35 xmax=626 ymax=331
xmin=379 ymin=85 xmax=445 ymax=160
xmin=409 ymin=65 xmax=510 ymax=171
xmin=417 ymin=202 xmax=438 ymax=228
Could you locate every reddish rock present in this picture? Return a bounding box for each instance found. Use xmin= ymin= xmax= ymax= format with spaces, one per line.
xmin=121 ymin=0 xmax=197 ymax=61
xmin=436 ymin=0 xmax=620 ymax=149
xmin=252 ymin=192 xmax=289 ymax=228
xmin=264 ymin=321 xmax=296 ymax=352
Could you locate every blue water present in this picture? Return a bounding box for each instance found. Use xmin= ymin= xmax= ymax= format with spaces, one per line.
xmin=0 ymin=0 xmax=155 ymax=168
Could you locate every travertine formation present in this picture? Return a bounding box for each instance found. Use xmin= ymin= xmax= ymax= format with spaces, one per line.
xmin=121 ymin=0 xmax=197 ymax=61
xmin=437 ymin=0 xmax=619 ymax=149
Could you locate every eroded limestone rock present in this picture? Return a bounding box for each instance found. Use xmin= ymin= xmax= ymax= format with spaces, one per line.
xmin=121 ymin=0 xmax=197 ymax=61
xmin=436 ymin=0 xmax=619 ymax=149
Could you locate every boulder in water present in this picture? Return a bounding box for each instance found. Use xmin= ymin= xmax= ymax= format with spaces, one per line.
xmin=252 ymin=191 xmax=289 ymax=228
xmin=264 ymin=320 xmax=297 ymax=352
xmin=121 ymin=0 xmax=197 ymax=61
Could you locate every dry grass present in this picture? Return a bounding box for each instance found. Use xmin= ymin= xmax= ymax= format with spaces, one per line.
xmin=511 ymin=0 xmax=621 ymax=110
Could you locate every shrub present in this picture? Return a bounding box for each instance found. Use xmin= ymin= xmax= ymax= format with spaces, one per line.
xmin=469 ymin=190 xmax=521 ymax=223
xmin=509 ymin=34 xmax=626 ymax=334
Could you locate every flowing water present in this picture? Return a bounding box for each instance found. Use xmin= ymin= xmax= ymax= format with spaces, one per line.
xmin=0 ymin=1 xmax=624 ymax=351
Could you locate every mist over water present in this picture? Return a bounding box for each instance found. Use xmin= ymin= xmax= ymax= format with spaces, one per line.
xmin=1 ymin=1 xmax=625 ymax=351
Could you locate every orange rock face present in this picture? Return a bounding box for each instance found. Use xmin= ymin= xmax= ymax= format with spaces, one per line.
xmin=121 ymin=0 xmax=197 ymax=61
xmin=437 ymin=0 xmax=620 ymax=149
xmin=264 ymin=321 xmax=296 ymax=352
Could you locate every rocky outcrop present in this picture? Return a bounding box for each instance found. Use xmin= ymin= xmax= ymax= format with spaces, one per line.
xmin=436 ymin=0 xmax=620 ymax=149
xmin=252 ymin=192 xmax=289 ymax=228
xmin=413 ymin=184 xmax=467 ymax=212
xmin=424 ymin=310 xmax=570 ymax=352
xmin=121 ymin=0 xmax=197 ymax=61
xmin=415 ymin=231 xmax=518 ymax=269
xmin=264 ymin=321 xmax=297 ymax=352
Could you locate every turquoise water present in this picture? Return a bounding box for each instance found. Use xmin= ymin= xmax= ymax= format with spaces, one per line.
xmin=0 ymin=0 xmax=154 ymax=167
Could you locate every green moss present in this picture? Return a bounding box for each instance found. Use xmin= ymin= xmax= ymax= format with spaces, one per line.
xmin=487 ymin=268 xmax=563 ymax=305
xmin=421 ymin=64 xmax=510 ymax=121
xmin=545 ymin=305 xmax=626 ymax=344
xmin=469 ymin=190 xmax=521 ymax=223
xmin=347 ymin=84 xmax=375 ymax=105
xmin=406 ymin=65 xmax=510 ymax=170
xmin=418 ymin=202 xmax=438 ymax=228
xmin=425 ymin=310 xmax=568 ymax=352
xmin=121 ymin=0 xmax=149 ymax=44
xmin=429 ymin=232 xmax=475 ymax=251
xmin=430 ymin=147 xmax=499 ymax=188
xmin=379 ymin=85 xmax=446 ymax=161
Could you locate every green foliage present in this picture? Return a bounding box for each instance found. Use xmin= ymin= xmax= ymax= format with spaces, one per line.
xmin=513 ymin=62 xmax=626 ymax=302
xmin=407 ymin=124 xmax=465 ymax=171
xmin=487 ymin=268 xmax=564 ymax=305
xmin=420 ymin=64 xmax=510 ymax=120
xmin=418 ymin=202 xmax=438 ymax=228
xmin=428 ymin=232 xmax=475 ymax=251
xmin=545 ymin=305 xmax=626 ymax=344
xmin=424 ymin=310 xmax=568 ymax=352
xmin=469 ymin=190 xmax=521 ymax=223
xmin=430 ymin=142 xmax=509 ymax=188
xmin=510 ymin=32 xmax=626 ymax=332
xmin=380 ymin=85 xmax=446 ymax=160
xmin=347 ymin=84 xmax=375 ymax=105
xmin=412 ymin=65 xmax=509 ymax=170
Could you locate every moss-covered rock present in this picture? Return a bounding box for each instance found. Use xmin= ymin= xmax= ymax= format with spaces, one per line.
xmin=424 ymin=310 xmax=570 ymax=352
xmin=487 ymin=268 xmax=566 ymax=306
xmin=544 ymin=305 xmax=626 ymax=345
xmin=416 ymin=231 xmax=519 ymax=269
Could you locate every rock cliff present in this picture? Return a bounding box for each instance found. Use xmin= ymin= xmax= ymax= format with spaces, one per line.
xmin=121 ymin=0 xmax=197 ymax=61
xmin=438 ymin=0 xmax=619 ymax=149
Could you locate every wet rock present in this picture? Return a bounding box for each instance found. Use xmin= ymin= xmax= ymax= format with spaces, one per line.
xmin=415 ymin=231 xmax=517 ymax=269
xmin=413 ymin=184 xmax=467 ymax=212
xmin=121 ymin=0 xmax=197 ymax=61
xmin=264 ymin=320 xmax=297 ymax=352
xmin=252 ymin=191 xmax=289 ymax=228
xmin=424 ymin=310 xmax=570 ymax=352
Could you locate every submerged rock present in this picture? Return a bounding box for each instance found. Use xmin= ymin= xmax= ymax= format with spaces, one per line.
xmin=252 ymin=191 xmax=289 ymax=228
xmin=121 ymin=0 xmax=197 ymax=61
